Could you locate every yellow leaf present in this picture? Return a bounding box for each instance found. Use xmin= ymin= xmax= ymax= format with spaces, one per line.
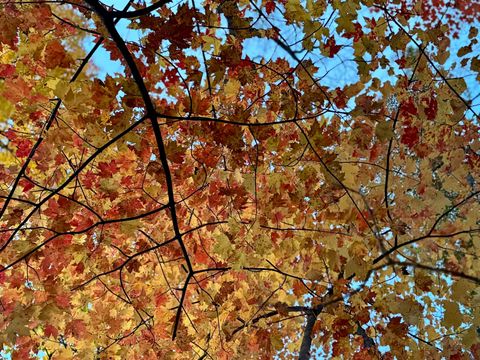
xmin=451 ymin=279 xmax=474 ymax=302
xmin=232 ymin=252 xmax=247 ymax=270
xmin=285 ymin=0 xmax=309 ymax=22
xmin=471 ymin=58 xmax=480 ymax=72
xmin=449 ymin=78 xmax=467 ymax=94
xmin=53 ymin=79 xmax=70 ymax=99
xmin=202 ymin=34 xmax=221 ymax=54
xmin=389 ymin=32 xmax=408 ymax=51
xmin=457 ymin=45 xmax=471 ymax=57
xmin=305 ymin=268 xmax=324 ymax=281
xmin=375 ymin=121 xmax=394 ymax=141
xmin=394 ymin=297 xmax=423 ymax=326
xmin=213 ymin=231 xmax=233 ymax=258
xmin=461 ymin=326 xmax=478 ymax=347
xmin=224 ymin=78 xmax=241 ymax=100
xmin=0 ymin=95 xmax=13 ymax=119
xmin=342 ymin=163 xmax=358 ymax=188
xmin=120 ymin=219 xmax=139 ymax=236
xmin=232 ymin=168 xmax=243 ymax=184
xmin=344 ymin=258 xmax=368 ymax=279
xmin=442 ymin=301 xmax=462 ymax=328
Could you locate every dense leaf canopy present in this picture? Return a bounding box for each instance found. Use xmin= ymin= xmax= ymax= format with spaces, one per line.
xmin=1 ymin=0 xmax=479 ymax=359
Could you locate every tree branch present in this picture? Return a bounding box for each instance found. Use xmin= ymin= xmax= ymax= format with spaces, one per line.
xmin=109 ymin=0 xmax=171 ymax=18
xmin=298 ymin=307 xmax=322 ymax=360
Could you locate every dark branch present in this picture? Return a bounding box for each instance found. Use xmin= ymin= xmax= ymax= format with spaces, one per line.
xmin=109 ymin=0 xmax=172 ymax=18
xmin=298 ymin=307 xmax=322 ymax=360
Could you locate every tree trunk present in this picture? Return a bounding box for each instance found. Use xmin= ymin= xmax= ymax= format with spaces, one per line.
xmin=298 ymin=308 xmax=321 ymax=360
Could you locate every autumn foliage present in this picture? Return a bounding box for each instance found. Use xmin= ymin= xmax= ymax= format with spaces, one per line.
xmin=0 ymin=0 xmax=480 ymax=359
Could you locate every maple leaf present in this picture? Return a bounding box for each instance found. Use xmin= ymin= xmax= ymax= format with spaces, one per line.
xmin=386 ymin=317 xmax=408 ymax=338
xmin=401 ymin=122 xmax=420 ymax=148
xmin=401 ymin=97 xmax=418 ymax=117
xmin=13 ymin=138 xmax=32 ymax=158
xmin=65 ymin=319 xmax=87 ymax=338
xmin=333 ymin=87 xmax=348 ymax=108
xmin=18 ymin=178 xmax=34 ymax=192
xmin=422 ymin=95 xmax=438 ymax=120
xmin=325 ymin=36 xmax=341 ymax=57
xmin=44 ymin=40 xmax=72 ymax=69
xmin=265 ymin=1 xmax=276 ymax=14
xmin=0 ymin=64 xmax=15 ymax=78
xmin=333 ymin=318 xmax=353 ymax=339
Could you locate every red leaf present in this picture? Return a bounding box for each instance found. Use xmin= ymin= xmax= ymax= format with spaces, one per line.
xmin=19 ymin=178 xmax=34 ymax=192
xmin=332 ymin=340 xmax=345 ymax=356
xmin=56 ymin=235 xmax=73 ymax=248
xmin=387 ymin=317 xmax=408 ymax=337
xmin=44 ymin=40 xmax=71 ymax=69
xmin=343 ymin=22 xmax=364 ymax=42
xmin=401 ymin=97 xmax=418 ymax=116
xmin=401 ymin=123 xmax=419 ymax=148
xmin=423 ymin=96 xmax=438 ymax=120
xmin=163 ymin=67 xmax=179 ymax=86
xmin=395 ymin=57 xmax=407 ymax=69
xmin=5 ymin=129 xmax=16 ymax=141
xmin=326 ymin=36 xmax=341 ymax=57
xmin=158 ymin=5 xmax=194 ymax=50
xmin=55 ymin=293 xmax=71 ymax=309
xmin=0 ymin=64 xmax=15 ymax=78
xmin=155 ymin=293 xmax=168 ymax=307
xmin=97 ymin=160 xmax=117 ymax=177
xmin=194 ymin=245 xmax=210 ymax=265
xmin=65 ymin=319 xmax=87 ymax=338
xmin=0 ymin=266 xmax=6 ymax=284
xmin=333 ymin=318 xmax=352 ymax=339
xmin=334 ymin=87 xmax=347 ymax=108
xmin=44 ymin=324 xmax=59 ymax=338
xmin=70 ymin=212 xmax=94 ymax=232
xmin=265 ymin=1 xmax=276 ymax=14
xmin=15 ymin=138 xmax=32 ymax=158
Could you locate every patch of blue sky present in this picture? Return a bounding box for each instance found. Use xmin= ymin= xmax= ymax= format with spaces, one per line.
xmin=242 ymin=4 xmax=361 ymax=91
xmin=0 ymin=346 xmax=11 ymax=360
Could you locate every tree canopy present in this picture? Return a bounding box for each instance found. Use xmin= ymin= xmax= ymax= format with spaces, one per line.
xmin=0 ymin=0 xmax=479 ymax=359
